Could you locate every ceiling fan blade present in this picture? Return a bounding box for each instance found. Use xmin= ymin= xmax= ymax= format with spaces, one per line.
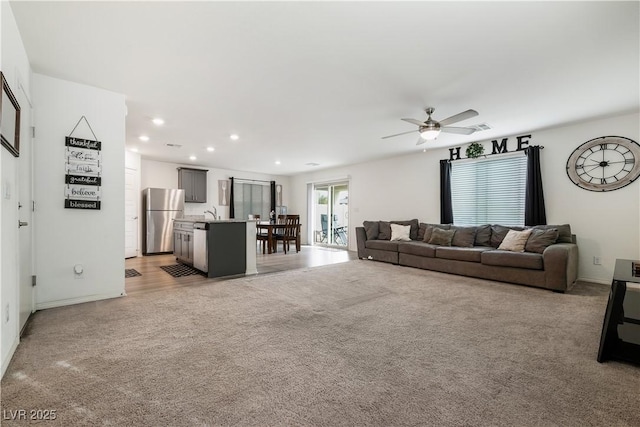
xmin=401 ymin=118 xmax=426 ymax=126
xmin=416 ymin=137 xmax=427 ymax=146
xmin=381 ymin=129 xmax=417 ymax=139
xmin=438 ymin=109 xmax=479 ymax=126
xmin=441 ymin=126 xmax=476 ymax=135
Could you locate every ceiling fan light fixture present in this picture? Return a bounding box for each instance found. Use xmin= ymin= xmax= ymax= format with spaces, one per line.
xmin=419 ymin=125 xmax=440 ymax=140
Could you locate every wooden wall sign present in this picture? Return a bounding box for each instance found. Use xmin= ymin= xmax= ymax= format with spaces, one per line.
xmin=64 ymin=118 xmax=102 ymax=210
xmin=447 ymin=134 xmax=533 ymax=161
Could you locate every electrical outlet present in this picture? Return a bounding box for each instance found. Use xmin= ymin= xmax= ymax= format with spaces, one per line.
xmin=594 ymin=256 xmax=602 ymax=265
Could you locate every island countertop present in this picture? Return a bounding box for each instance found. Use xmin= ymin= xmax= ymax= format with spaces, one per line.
xmin=174 ymin=217 xmax=257 ymax=224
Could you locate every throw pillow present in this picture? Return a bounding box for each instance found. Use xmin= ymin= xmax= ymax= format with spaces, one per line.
xmin=390 ymin=224 xmax=412 ymax=241
xmin=474 ymin=224 xmax=492 ymax=246
xmin=498 ymin=229 xmax=533 ymax=252
xmin=529 ymin=224 xmax=573 ymax=243
xmin=451 ymin=226 xmax=477 ymax=248
xmin=428 ymin=228 xmax=455 ymax=246
xmin=378 ymin=221 xmax=392 ymax=240
xmin=363 ymin=221 xmax=380 ymax=240
xmin=490 ymin=225 xmax=525 ymax=248
xmin=379 ymin=220 xmax=419 ymax=240
xmin=525 ymin=228 xmax=559 ymax=253
xmin=422 ymin=224 xmax=451 ymax=243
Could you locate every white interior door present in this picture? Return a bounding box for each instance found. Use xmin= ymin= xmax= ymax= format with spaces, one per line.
xmin=124 ymin=167 xmax=138 ymax=258
xmin=18 ymin=107 xmax=34 ymax=333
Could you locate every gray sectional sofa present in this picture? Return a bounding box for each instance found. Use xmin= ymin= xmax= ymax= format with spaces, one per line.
xmin=356 ymin=220 xmax=578 ymax=292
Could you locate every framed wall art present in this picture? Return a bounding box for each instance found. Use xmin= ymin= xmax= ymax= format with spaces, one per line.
xmin=0 ymin=72 xmax=21 ymax=157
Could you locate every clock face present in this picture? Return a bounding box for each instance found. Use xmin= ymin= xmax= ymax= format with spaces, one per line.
xmin=566 ymin=136 xmax=640 ymax=192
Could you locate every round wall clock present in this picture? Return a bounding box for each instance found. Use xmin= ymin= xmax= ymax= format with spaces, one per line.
xmin=566 ymin=136 xmax=640 ymax=192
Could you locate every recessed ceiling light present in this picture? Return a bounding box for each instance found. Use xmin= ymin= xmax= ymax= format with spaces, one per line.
xmin=130 ymin=147 xmax=139 ymax=153
xmin=152 ymin=118 xmax=165 ymax=126
xmin=207 ymin=147 xmax=215 ymax=152
xmin=230 ymin=134 xmax=239 ymax=141
xmin=189 ymin=155 xmax=197 ymax=161
xmin=275 ymin=160 xmax=281 ymax=165
xmin=139 ymin=135 xmax=150 ymax=142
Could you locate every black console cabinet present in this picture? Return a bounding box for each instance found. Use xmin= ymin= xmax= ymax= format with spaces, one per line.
xmin=597 ymin=259 xmax=640 ymax=365
xmin=178 ymin=167 xmax=208 ymax=203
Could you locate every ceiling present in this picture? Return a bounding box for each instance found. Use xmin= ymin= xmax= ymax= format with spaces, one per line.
xmin=10 ymin=1 xmax=639 ymax=176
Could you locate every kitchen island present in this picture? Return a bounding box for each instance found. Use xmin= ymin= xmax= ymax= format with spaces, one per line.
xmin=173 ymin=218 xmax=257 ymax=278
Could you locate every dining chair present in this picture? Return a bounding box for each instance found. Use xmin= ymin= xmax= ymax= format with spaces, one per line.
xmin=275 ymin=215 xmax=300 ymax=254
xmin=253 ymin=214 xmax=271 ymax=254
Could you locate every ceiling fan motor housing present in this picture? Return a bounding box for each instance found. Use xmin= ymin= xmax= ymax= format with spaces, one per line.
xmin=419 ymin=122 xmax=440 ymax=133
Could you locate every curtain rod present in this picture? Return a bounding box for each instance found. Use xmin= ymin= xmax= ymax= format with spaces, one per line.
xmin=231 ymin=177 xmax=273 ymax=184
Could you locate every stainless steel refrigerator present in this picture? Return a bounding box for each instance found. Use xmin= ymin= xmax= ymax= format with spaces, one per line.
xmin=143 ymin=188 xmax=185 ymax=254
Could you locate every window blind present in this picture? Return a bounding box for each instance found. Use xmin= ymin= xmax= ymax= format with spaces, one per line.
xmin=450 ymin=154 xmax=527 ymax=226
xmin=233 ymin=182 xmax=271 ymax=220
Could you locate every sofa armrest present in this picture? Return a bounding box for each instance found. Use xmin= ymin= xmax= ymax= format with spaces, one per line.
xmin=543 ymin=243 xmax=579 ymax=291
xmin=356 ymin=227 xmax=368 ymax=258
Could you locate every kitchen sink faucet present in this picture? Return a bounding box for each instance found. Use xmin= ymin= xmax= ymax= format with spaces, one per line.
xmin=204 ymin=207 xmax=217 ymax=220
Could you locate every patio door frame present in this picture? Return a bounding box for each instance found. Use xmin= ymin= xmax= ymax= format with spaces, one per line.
xmin=308 ymin=178 xmax=349 ymax=249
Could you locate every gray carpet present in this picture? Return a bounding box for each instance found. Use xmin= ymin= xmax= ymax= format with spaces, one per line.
xmin=2 ymin=261 xmax=639 ymax=426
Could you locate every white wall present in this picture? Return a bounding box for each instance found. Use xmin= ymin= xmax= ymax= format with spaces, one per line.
xmin=125 ymin=151 xmax=142 ymax=256
xmin=33 ymin=73 xmax=126 ymax=309
xmin=1 ymin=0 xmax=33 ymax=377
xmin=141 ymin=158 xmax=291 ymax=220
xmin=291 ymin=111 xmax=640 ymax=284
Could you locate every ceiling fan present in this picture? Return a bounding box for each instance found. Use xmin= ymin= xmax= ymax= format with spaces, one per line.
xmin=382 ymin=107 xmax=479 ymax=145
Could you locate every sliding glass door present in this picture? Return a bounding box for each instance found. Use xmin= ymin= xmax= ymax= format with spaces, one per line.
xmin=312 ymin=182 xmax=348 ymax=247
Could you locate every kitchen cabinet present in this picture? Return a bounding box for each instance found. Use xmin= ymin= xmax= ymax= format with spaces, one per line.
xmin=173 ymin=220 xmax=194 ymax=264
xmin=172 ymin=219 xmax=257 ymax=278
xmin=178 ymin=168 xmax=208 ymax=203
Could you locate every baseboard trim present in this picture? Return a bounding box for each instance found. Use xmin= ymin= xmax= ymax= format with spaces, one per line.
xmin=1 ymin=336 xmax=20 ymax=379
xmin=577 ymin=277 xmax=611 ymax=286
xmin=35 ymin=290 xmax=126 ymax=311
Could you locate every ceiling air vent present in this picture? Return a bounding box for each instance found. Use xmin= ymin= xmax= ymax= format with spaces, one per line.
xmin=305 ymin=162 xmax=320 ymax=167
xmin=471 ymin=123 xmax=491 ymax=132
xmin=166 ymin=143 xmax=182 ymax=148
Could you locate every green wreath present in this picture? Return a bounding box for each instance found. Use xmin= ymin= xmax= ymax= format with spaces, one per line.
xmin=465 ymin=142 xmax=485 ymax=159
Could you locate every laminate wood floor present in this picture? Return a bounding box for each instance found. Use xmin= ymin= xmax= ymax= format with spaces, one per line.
xmin=125 ymin=245 xmax=358 ymax=295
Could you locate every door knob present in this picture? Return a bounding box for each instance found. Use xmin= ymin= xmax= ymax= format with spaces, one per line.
xmin=18 ymin=220 xmax=28 ymax=227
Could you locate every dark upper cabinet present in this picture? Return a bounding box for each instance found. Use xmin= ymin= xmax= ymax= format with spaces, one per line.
xmin=178 ymin=168 xmax=208 ymax=203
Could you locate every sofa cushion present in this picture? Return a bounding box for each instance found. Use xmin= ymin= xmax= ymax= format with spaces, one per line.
xmin=436 ymin=246 xmax=492 ymax=263
xmin=390 ymin=224 xmax=412 ymax=241
xmin=365 ymin=240 xmax=399 ymax=251
xmin=379 ymin=219 xmax=419 ymax=240
xmin=451 ymin=226 xmax=477 ymax=248
xmin=498 ymin=229 xmax=533 ymax=252
xmin=525 ymin=228 xmax=559 ymax=254
xmin=528 ymin=224 xmax=572 ymax=244
xmin=490 ymin=225 xmax=525 ymax=248
xmin=363 ymin=221 xmax=380 ymax=240
xmin=398 ymin=242 xmax=437 ymax=258
xmin=428 ymin=228 xmax=455 ymax=246
xmin=475 ymin=224 xmax=492 ymax=246
xmin=482 ymin=250 xmax=544 ymax=270
xmin=421 ymin=224 xmax=451 ymax=242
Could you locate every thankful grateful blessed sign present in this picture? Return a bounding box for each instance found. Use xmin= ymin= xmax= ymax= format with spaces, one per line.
xmin=64 ymin=136 xmax=102 ymax=210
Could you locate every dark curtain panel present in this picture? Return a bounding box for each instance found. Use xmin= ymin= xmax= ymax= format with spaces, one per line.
xmin=440 ymin=160 xmax=454 ymax=224
xmin=229 ymin=177 xmax=235 ymax=219
xmin=270 ymin=181 xmax=276 ymax=213
xmin=525 ymin=146 xmax=547 ymax=226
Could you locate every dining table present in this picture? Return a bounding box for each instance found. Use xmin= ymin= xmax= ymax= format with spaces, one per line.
xmin=256 ymin=221 xmax=301 ymax=254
